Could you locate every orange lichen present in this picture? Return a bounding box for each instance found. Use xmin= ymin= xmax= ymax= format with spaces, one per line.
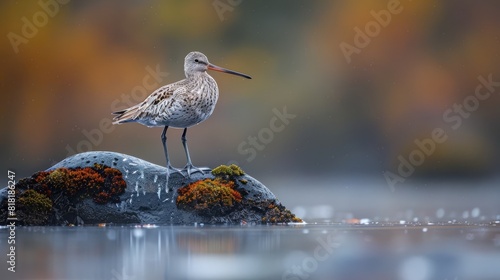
xmin=1 ymin=164 xmax=127 ymax=225
xmin=176 ymin=178 xmax=242 ymax=215
xmin=259 ymin=200 xmax=303 ymax=224
xmin=24 ymin=164 xmax=127 ymax=204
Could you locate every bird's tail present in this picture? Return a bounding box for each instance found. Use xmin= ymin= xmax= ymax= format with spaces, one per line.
xmin=112 ymin=105 xmax=141 ymax=124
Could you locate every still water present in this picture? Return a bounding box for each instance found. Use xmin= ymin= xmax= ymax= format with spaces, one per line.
xmin=1 ymin=178 xmax=500 ymax=280
xmin=1 ymin=222 xmax=499 ymax=280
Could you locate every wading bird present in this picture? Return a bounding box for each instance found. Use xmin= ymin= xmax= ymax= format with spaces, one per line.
xmin=112 ymin=51 xmax=251 ymax=182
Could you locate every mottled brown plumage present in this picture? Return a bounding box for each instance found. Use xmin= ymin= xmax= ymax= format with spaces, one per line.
xmin=112 ymin=51 xmax=251 ymax=179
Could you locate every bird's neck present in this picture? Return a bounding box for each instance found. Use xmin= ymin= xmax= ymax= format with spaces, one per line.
xmin=186 ymin=71 xmax=213 ymax=82
xmin=186 ymin=71 xmax=202 ymax=78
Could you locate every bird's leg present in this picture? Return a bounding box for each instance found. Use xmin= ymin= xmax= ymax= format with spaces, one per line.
xmin=161 ymin=126 xmax=182 ymax=177
xmin=181 ymin=128 xmax=210 ymax=177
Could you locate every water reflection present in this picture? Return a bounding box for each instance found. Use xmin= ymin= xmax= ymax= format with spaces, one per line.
xmin=1 ymin=223 xmax=499 ymax=280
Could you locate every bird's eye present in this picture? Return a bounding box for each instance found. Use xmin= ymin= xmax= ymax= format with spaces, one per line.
xmin=194 ymin=59 xmax=199 ymax=63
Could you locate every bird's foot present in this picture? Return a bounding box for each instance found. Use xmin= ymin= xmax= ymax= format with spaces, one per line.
xmin=181 ymin=163 xmax=211 ymax=178
xmin=166 ymin=164 xmax=183 ymax=176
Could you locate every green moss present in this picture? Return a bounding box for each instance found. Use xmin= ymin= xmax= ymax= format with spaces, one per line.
xmin=19 ymin=189 xmax=52 ymax=212
xmin=211 ymin=164 xmax=245 ymax=177
xmin=176 ymin=178 xmax=242 ymax=216
xmin=0 ymin=164 xmax=127 ymax=225
xmin=46 ymin=169 xmax=70 ymax=189
xmin=17 ymin=189 xmax=53 ymax=225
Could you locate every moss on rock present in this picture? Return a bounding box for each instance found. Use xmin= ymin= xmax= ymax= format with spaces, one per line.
xmin=176 ymin=169 xmax=302 ymax=224
xmin=17 ymin=189 xmax=53 ymax=225
xmin=30 ymin=163 xmax=127 ymax=204
xmin=1 ymin=152 xmax=303 ymax=225
xmin=261 ymin=201 xmax=303 ymax=223
xmin=211 ymin=164 xmax=245 ymax=177
xmin=176 ymin=178 xmax=242 ymax=216
xmin=2 ymin=164 xmax=127 ymax=225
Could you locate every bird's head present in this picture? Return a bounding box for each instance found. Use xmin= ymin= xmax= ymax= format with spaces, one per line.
xmin=184 ymin=51 xmax=252 ymax=79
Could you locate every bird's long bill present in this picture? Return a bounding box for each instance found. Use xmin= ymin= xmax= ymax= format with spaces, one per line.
xmin=208 ymin=63 xmax=252 ymax=79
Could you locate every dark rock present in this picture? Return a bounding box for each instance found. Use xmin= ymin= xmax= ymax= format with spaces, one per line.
xmin=0 ymin=151 xmax=302 ymax=225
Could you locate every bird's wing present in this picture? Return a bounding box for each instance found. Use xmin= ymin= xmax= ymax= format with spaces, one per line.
xmin=112 ymin=79 xmax=188 ymax=124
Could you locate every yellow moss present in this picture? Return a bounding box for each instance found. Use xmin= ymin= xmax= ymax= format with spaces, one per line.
xmin=177 ymin=178 xmax=242 ymax=215
xmin=18 ymin=189 xmax=52 ymax=214
xmin=45 ymin=169 xmax=70 ymax=189
xmin=211 ymin=164 xmax=245 ymax=177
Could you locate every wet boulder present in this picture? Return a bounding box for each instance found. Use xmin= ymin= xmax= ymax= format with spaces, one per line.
xmin=0 ymin=151 xmax=302 ymax=225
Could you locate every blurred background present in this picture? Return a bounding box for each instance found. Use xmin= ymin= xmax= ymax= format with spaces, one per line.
xmin=1 ymin=0 xmax=500 ymax=195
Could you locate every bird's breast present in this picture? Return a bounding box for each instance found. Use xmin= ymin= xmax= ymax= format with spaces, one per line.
xmin=162 ymin=78 xmax=219 ymax=128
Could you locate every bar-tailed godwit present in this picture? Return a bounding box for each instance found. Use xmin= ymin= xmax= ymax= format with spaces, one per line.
xmin=112 ymin=51 xmax=251 ymax=181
